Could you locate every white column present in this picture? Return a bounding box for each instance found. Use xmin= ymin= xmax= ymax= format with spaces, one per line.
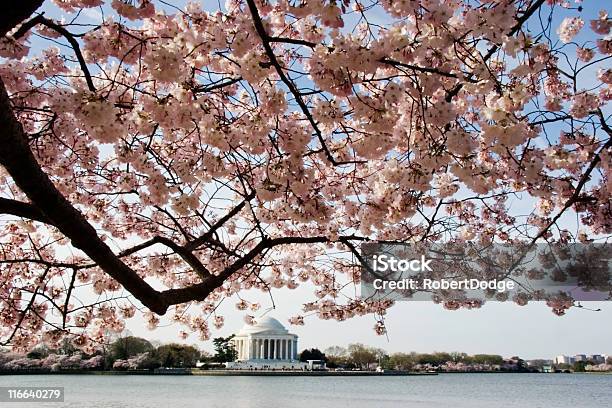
xmin=273 ymin=338 xmax=277 ymax=359
xmin=261 ymin=339 xmax=265 ymax=359
xmin=282 ymin=339 xmax=286 ymax=359
xmin=284 ymin=339 xmax=288 ymax=359
xmin=265 ymin=339 xmax=270 ymax=360
xmin=260 ymin=339 xmax=264 ymax=359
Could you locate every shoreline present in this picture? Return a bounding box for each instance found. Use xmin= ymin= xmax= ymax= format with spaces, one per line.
xmin=2 ymin=369 xmax=609 ymax=376
xmin=0 ymin=369 xmax=437 ymax=377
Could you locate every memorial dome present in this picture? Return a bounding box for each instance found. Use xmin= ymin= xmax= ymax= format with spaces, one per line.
xmin=238 ymin=316 xmax=289 ymax=335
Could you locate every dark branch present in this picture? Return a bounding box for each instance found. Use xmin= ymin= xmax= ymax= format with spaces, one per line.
xmin=0 ymin=0 xmax=44 ymax=38
xmin=246 ymin=0 xmax=363 ymax=167
xmin=37 ymin=17 xmax=97 ymax=93
xmin=0 ymin=197 xmax=52 ymax=225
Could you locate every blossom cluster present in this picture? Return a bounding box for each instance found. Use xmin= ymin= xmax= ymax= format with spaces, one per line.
xmin=0 ymin=0 xmax=610 ymax=351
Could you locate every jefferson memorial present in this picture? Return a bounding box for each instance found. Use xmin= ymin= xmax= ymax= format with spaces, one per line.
xmin=226 ymin=316 xmax=307 ymax=369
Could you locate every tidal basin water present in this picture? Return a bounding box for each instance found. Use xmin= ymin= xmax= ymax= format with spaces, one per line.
xmin=1 ymin=373 xmax=611 ymax=407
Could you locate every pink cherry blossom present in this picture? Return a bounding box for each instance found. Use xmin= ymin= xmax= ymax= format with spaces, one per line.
xmin=0 ymin=0 xmax=610 ymax=351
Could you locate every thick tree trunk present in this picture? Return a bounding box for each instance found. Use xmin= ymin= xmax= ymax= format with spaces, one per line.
xmin=0 ymin=0 xmax=45 ymax=37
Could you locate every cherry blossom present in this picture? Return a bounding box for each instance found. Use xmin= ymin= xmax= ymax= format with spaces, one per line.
xmin=557 ymin=17 xmax=584 ymax=43
xmin=0 ymin=0 xmax=610 ymax=352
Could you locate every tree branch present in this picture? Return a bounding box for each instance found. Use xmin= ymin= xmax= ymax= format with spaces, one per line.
xmin=36 ymin=17 xmax=97 ymax=93
xmin=0 ymin=0 xmax=44 ymax=38
xmin=0 ymin=197 xmax=52 ymax=224
xmin=0 ymin=77 xmax=165 ymax=313
xmin=246 ymin=0 xmax=363 ymax=166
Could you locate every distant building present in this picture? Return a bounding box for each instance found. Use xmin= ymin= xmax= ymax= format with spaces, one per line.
xmin=588 ymin=355 xmax=605 ymax=364
xmin=554 ymin=355 xmax=574 ymax=365
xmin=574 ymin=354 xmax=587 ymax=362
xmin=526 ymin=359 xmax=553 ymax=368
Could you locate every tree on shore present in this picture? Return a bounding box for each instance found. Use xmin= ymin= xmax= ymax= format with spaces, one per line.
xmin=324 ymin=346 xmax=348 ymax=368
xmin=385 ymin=353 xmax=418 ymax=371
xmin=347 ymin=344 xmax=378 ymax=369
xmin=151 ymin=343 xmax=201 ymax=368
xmin=572 ymin=361 xmax=587 ymax=372
xmin=0 ymin=1 xmax=610 ymax=352
xmin=299 ymin=348 xmax=327 ymax=363
xmin=212 ymin=336 xmax=238 ymax=363
xmin=109 ymin=336 xmax=154 ymax=362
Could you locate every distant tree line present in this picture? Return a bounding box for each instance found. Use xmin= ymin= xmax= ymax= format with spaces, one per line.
xmin=309 ymin=344 xmax=511 ymax=371
xmin=4 ymin=337 xmax=609 ymax=373
xmin=0 ymin=335 xmax=234 ymax=372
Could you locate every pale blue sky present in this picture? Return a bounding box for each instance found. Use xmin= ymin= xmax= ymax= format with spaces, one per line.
xmin=124 ymin=280 xmax=612 ymax=360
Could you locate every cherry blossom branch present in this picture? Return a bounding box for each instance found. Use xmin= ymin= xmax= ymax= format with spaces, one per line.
xmin=120 ymin=235 xmax=212 ymax=278
xmin=0 ymin=266 xmax=50 ymax=346
xmin=531 ymin=113 xmax=611 ymax=243
xmin=62 ymin=268 xmax=78 ymax=329
xmin=446 ymin=0 xmax=547 ymax=101
xmin=1 ymin=76 xmax=375 ymax=315
xmin=267 ymin=36 xmax=462 ymax=79
xmin=245 ymin=0 xmax=362 ymax=166
xmin=36 ymin=16 xmax=97 ymax=93
xmin=185 ymin=190 xmax=256 ymax=251
xmin=192 ymin=77 xmax=242 ymax=94
xmin=0 ymin=77 xmax=165 ymax=313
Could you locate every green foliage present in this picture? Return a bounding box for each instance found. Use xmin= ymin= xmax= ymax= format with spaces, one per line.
xmin=212 ymin=336 xmax=238 ymax=363
xmin=573 ymin=361 xmax=586 ymax=372
xmin=26 ymin=345 xmax=50 ymax=360
xmin=347 ymin=343 xmax=378 ymax=368
xmin=323 ymin=346 xmax=347 ymax=368
xmin=110 ymin=336 xmax=154 ymax=362
xmin=153 ymin=343 xmax=201 ymax=368
xmin=467 ymin=354 xmax=504 ymax=365
xmin=299 ymin=348 xmax=326 ymax=362
xmin=387 ymin=352 xmax=418 ymax=370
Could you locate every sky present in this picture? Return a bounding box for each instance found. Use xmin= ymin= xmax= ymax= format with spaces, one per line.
xmin=123 ymin=279 xmax=612 ymax=360
xmin=24 ymin=1 xmax=612 ymax=360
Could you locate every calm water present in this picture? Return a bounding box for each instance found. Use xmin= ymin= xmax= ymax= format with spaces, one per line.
xmin=1 ymin=373 xmax=611 ymax=408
